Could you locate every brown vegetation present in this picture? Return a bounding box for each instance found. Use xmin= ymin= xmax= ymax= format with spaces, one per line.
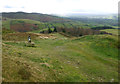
xmin=2 ymin=33 xmax=39 ymax=41
xmin=10 ymin=23 xmax=39 ymax=32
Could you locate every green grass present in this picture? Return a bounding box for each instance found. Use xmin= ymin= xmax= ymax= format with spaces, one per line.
xmin=2 ymin=32 xmax=118 ymax=82
xmin=32 ymin=28 xmax=54 ymax=33
xmin=101 ymin=29 xmax=119 ymax=35
xmin=11 ymin=19 xmax=44 ymax=24
xmin=2 ymin=19 xmax=11 ymax=29
xmin=2 ymin=19 xmax=45 ymax=31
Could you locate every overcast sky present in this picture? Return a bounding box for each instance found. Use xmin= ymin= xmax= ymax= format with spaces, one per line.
xmin=0 ymin=0 xmax=119 ymax=15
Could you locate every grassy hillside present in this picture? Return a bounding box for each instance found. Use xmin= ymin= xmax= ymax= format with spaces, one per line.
xmin=2 ymin=12 xmax=119 ymax=82
xmin=2 ymin=18 xmax=90 ymax=33
xmin=101 ymin=29 xmax=119 ymax=35
xmin=2 ymin=12 xmax=70 ymax=22
xmin=3 ymin=12 xmax=118 ymax=29
xmin=2 ymin=18 xmax=44 ymax=29
xmin=2 ymin=32 xmax=118 ymax=82
xmin=2 ymin=18 xmax=47 ymax=32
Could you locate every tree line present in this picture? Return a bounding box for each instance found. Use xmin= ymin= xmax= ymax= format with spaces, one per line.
xmin=40 ymin=27 xmax=110 ymax=37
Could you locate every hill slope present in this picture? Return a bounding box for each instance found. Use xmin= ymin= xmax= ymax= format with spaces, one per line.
xmin=2 ymin=12 xmax=70 ymax=22
xmin=2 ymin=12 xmax=119 ymax=82
xmin=2 ymin=32 xmax=119 ymax=82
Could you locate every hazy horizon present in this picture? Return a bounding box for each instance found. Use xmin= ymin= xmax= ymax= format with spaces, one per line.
xmin=1 ymin=0 xmax=119 ymax=16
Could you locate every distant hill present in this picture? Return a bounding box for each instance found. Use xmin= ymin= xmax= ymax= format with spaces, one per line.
xmin=65 ymin=13 xmax=118 ymax=19
xmin=67 ymin=17 xmax=118 ymax=26
xmin=2 ymin=12 xmax=70 ymax=22
xmin=2 ymin=12 xmax=118 ymax=33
